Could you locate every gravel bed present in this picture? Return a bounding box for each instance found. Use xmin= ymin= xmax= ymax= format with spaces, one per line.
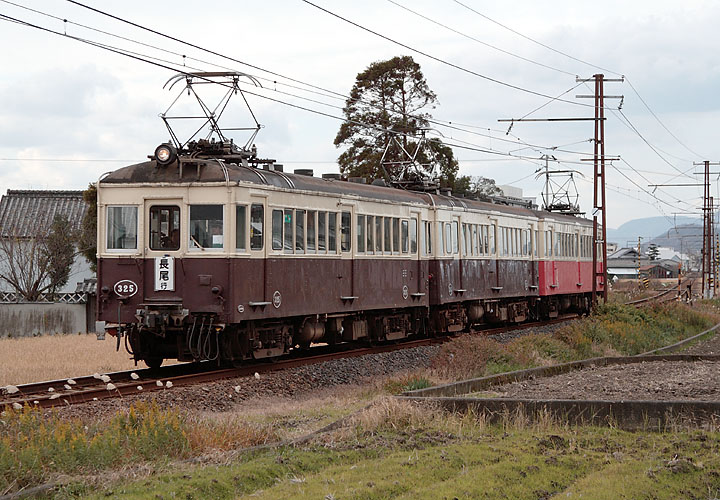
xmin=476 ymin=360 xmax=720 ymax=402
xmin=682 ymin=330 xmax=720 ymax=355
xmin=51 ymin=345 xmax=440 ymax=421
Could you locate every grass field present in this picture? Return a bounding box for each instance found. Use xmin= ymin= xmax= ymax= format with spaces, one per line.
xmin=0 ymin=334 xmax=138 ymax=386
xmin=52 ymin=399 xmax=720 ymax=499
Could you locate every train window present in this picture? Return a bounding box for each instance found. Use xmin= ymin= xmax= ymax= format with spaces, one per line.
xmin=421 ymin=221 xmax=431 ymax=256
xmin=489 ymin=226 xmax=496 ymax=255
xmin=307 ymin=211 xmax=316 ymax=253
xmin=401 ymin=219 xmax=409 ymax=253
xmin=341 ymin=211 xmax=351 ymax=252
xmin=384 ymin=217 xmax=391 ymax=253
xmin=452 ymin=222 xmax=459 ymax=254
xmin=107 ymin=206 xmax=138 ymax=250
xmin=375 ymin=216 xmax=382 ymax=253
xmin=521 ymin=230 xmax=527 ymax=256
xmin=472 ymin=225 xmax=478 ymax=256
xmin=235 ymin=205 xmax=247 ymax=251
xmin=295 ymin=210 xmax=305 ymax=253
xmin=367 ymin=215 xmax=374 ymax=255
xmin=462 ymin=224 xmax=468 ymax=255
xmin=189 ymin=205 xmax=223 ymax=249
xmin=500 ymin=228 xmax=506 ymax=256
xmin=534 ymin=230 xmax=539 ymax=257
xmin=283 ymin=209 xmax=293 ymax=253
xmin=328 ymin=212 xmax=337 ymax=252
xmin=410 ymin=219 xmax=417 ymax=253
xmin=357 ymin=215 xmax=366 ymax=253
xmin=250 ymin=204 xmax=263 ymax=251
xmin=149 ymin=205 xmax=180 ymax=251
xmin=481 ymin=226 xmax=487 ymax=255
xmin=392 ymin=218 xmax=400 ymax=253
xmin=318 ymin=211 xmax=327 ymax=252
xmin=272 ymin=210 xmax=283 ymax=250
xmin=444 ymin=223 xmax=451 ymax=255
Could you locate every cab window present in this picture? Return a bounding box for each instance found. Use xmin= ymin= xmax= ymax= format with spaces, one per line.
xmin=149 ymin=205 xmax=180 ymax=251
xmin=107 ymin=206 xmax=138 ymax=250
xmin=190 ymin=205 xmax=223 ymax=249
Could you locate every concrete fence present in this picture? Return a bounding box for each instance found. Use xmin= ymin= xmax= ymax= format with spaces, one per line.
xmin=0 ymin=302 xmax=91 ymax=337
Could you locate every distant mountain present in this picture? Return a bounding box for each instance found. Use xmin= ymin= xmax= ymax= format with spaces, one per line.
xmin=606 ymin=216 xmax=700 ymax=247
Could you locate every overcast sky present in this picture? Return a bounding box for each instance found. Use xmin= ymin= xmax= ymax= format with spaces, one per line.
xmin=1 ymin=0 xmax=719 ymax=231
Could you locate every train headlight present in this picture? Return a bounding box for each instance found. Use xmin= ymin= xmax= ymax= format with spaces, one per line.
xmin=154 ymin=143 xmax=177 ymax=165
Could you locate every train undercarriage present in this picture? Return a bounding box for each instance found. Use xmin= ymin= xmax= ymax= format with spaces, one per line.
xmin=112 ymin=293 xmax=592 ymax=368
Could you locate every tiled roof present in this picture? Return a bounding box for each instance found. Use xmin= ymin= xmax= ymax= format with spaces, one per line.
xmin=0 ymin=190 xmax=88 ymax=238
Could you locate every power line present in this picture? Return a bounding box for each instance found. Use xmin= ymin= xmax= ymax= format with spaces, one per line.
xmin=299 ymin=0 xmax=602 ymax=109
xmin=385 ymin=0 xmax=575 ymax=76
xmin=452 ymin=0 xmax=705 ymax=161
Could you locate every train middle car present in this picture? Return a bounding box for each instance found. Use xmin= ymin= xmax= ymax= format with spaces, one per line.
xmin=96 ymin=158 xmax=602 ymax=367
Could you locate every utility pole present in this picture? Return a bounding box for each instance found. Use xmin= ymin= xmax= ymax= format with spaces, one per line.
xmin=637 ymin=236 xmax=642 ymax=289
xmin=694 ymin=160 xmax=720 ymax=298
xmin=577 ymin=74 xmax=623 ymax=305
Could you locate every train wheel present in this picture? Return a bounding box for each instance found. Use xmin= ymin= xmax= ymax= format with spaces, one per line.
xmin=144 ymin=357 xmax=164 ymax=369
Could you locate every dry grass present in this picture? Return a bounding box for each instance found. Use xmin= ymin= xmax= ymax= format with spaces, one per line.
xmin=0 ymin=334 xmax=139 ymax=385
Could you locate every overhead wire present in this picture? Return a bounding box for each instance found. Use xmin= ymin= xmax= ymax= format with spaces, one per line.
xmin=1 ymin=4 xmax=703 ymax=220
xmin=0 ymin=0 xmax=595 ymax=165
xmin=452 ymin=0 xmax=705 ymax=160
xmin=385 ymin=0 xmax=576 ymax=77
xmin=298 ymin=0 xmax=603 ymax=109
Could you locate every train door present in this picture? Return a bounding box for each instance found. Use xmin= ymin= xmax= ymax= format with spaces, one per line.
xmin=143 ymin=198 xmax=184 ymax=301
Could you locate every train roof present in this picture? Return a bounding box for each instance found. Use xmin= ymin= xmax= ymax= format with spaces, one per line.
xmin=100 ymin=159 xmax=591 ymax=226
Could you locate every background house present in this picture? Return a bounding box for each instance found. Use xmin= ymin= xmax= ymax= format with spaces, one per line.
xmin=0 ymin=190 xmax=94 ymax=294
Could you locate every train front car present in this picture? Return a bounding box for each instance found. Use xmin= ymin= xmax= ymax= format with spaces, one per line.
xmin=95 ymin=150 xmax=238 ymax=367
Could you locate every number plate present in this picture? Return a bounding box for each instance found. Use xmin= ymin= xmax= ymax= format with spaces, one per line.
xmin=113 ymin=280 xmax=138 ymax=297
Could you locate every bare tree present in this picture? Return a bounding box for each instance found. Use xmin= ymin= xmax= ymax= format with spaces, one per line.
xmin=0 ymin=215 xmax=76 ymax=301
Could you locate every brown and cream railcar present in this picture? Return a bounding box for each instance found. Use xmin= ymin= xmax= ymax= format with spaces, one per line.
xmin=96 ymin=158 xmax=593 ymax=367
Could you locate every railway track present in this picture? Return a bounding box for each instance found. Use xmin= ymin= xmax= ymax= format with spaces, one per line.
xmin=1 ymin=316 xmax=578 ymax=410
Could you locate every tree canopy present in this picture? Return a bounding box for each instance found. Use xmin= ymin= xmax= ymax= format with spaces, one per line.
xmin=334 ymin=55 xmax=459 ymax=187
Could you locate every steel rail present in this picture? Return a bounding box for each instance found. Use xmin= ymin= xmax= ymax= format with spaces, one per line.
xmin=2 ymin=316 xmax=579 ymax=410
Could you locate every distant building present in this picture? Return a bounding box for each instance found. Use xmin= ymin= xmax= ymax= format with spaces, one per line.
xmin=640 ymin=261 xmax=680 ymax=279
xmin=607 ymin=247 xmax=642 ymax=280
xmin=0 ymin=190 xmax=94 ymax=294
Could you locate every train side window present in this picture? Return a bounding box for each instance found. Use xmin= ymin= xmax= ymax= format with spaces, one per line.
xmin=367 ymin=215 xmax=374 ymax=255
xmin=341 ymin=211 xmax=351 ymax=252
xmin=295 ymin=209 xmax=305 ymax=253
xmin=283 ymin=209 xmax=293 ymax=253
xmin=272 ymin=209 xmax=283 ymax=250
xmin=307 ymin=211 xmax=316 ymax=253
xmin=410 ymin=219 xmax=417 ymax=254
xmin=149 ymin=205 xmax=180 ymax=251
xmin=107 ymin=206 xmax=138 ymax=250
xmin=189 ymin=205 xmax=223 ymax=249
xmin=465 ymin=224 xmax=471 ymax=255
xmin=250 ymin=204 xmax=263 ymax=251
xmin=489 ymin=226 xmax=496 ymax=255
xmin=328 ymin=212 xmax=337 ymax=252
xmin=384 ymin=217 xmax=392 ymax=253
xmin=444 ymin=223 xmax=451 ymax=255
xmin=375 ymin=216 xmax=383 ymax=253
xmin=235 ymin=205 xmax=247 ymax=251
xmin=452 ymin=222 xmax=459 ymax=254
xmin=392 ymin=218 xmax=400 ymax=253
xmin=401 ymin=219 xmax=409 ymax=253
xmin=357 ymin=215 xmax=366 ymax=253
xmin=318 ymin=211 xmax=327 ymax=253
xmin=421 ymin=221 xmax=431 ymax=256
